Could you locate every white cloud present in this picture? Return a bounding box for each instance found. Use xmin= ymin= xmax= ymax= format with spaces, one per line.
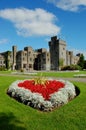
xmin=47 ymin=0 xmax=86 ymax=12
xmin=0 ymin=8 xmax=60 ymax=37
xmin=0 ymin=38 xmax=8 ymax=44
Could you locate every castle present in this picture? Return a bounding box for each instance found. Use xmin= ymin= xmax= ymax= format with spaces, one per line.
xmin=0 ymin=36 xmax=80 ymax=71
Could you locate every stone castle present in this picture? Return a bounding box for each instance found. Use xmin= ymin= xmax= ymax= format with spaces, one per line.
xmin=0 ymin=36 xmax=80 ymax=71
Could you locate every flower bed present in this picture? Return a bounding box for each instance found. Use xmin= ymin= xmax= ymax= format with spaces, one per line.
xmin=7 ymin=79 xmax=76 ymax=112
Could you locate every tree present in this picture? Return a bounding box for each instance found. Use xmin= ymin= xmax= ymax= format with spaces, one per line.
xmin=78 ymin=54 xmax=85 ymax=69
xmin=83 ymin=60 xmax=86 ymax=69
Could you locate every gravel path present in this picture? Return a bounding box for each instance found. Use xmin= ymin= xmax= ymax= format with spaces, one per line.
xmin=51 ymin=77 xmax=86 ymax=83
xmin=0 ymin=73 xmax=86 ymax=83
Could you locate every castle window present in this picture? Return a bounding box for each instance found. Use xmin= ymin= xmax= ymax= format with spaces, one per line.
xmin=29 ymin=51 xmax=31 ymax=54
xmin=30 ymin=58 xmax=32 ymax=61
xmin=29 ymin=64 xmax=32 ymax=68
xmin=23 ymin=64 xmax=26 ymax=68
xmin=47 ymin=53 xmax=49 ymax=56
xmin=25 ymin=53 xmax=27 ymax=56
xmin=48 ymin=58 xmax=50 ymax=61
xmin=63 ymin=47 xmax=65 ymax=50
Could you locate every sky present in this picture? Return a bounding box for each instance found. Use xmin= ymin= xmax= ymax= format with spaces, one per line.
xmin=0 ymin=0 xmax=86 ymax=58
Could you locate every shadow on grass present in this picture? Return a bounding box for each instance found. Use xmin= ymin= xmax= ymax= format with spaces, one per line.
xmin=75 ymin=85 xmax=80 ymax=96
xmin=0 ymin=112 xmax=26 ymax=130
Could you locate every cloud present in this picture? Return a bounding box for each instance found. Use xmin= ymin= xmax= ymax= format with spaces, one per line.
xmin=0 ymin=38 xmax=9 ymax=44
xmin=0 ymin=8 xmax=60 ymax=37
xmin=47 ymin=0 xmax=86 ymax=12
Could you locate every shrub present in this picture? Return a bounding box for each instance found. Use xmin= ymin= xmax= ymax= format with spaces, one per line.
xmin=0 ymin=66 xmax=6 ymax=71
xmin=61 ymin=65 xmax=81 ymax=71
xmin=20 ymin=68 xmax=24 ymax=72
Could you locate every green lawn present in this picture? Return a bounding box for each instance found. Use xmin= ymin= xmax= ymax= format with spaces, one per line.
xmin=37 ymin=70 xmax=86 ymax=78
xmin=0 ymin=74 xmax=86 ymax=130
xmin=1 ymin=70 xmax=86 ymax=78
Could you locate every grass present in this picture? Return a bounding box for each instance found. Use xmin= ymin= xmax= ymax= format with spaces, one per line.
xmin=1 ymin=70 xmax=86 ymax=78
xmin=37 ymin=70 xmax=86 ymax=78
xmin=0 ymin=74 xmax=86 ymax=130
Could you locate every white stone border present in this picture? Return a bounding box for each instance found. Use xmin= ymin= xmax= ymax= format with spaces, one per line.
xmin=7 ymin=79 xmax=76 ymax=111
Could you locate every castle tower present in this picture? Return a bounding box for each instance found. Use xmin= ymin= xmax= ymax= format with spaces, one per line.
xmin=24 ymin=46 xmax=34 ymax=71
xmin=66 ymin=51 xmax=73 ymax=65
xmin=49 ymin=36 xmax=66 ymax=70
xmin=12 ymin=46 xmax=17 ymax=70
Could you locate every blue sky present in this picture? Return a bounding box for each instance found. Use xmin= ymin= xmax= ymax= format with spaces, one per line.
xmin=0 ymin=0 xmax=86 ymax=57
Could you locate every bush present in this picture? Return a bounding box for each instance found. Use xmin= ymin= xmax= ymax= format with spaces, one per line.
xmin=20 ymin=68 xmax=24 ymax=72
xmin=61 ymin=65 xmax=81 ymax=71
xmin=0 ymin=66 xmax=6 ymax=71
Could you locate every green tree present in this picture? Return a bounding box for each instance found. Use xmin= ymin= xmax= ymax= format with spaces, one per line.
xmin=83 ymin=60 xmax=86 ymax=69
xmin=78 ymin=54 xmax=85 ymax=69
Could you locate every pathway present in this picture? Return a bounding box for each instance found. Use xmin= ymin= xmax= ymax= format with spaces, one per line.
xmin=0 ymin=73 xmax=86 ymax=83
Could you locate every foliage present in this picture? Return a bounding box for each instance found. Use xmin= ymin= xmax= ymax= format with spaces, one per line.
xmin=78 ymin=54 xmax=85 ymax=69
xmin=61 ymin=64 xmax=81 ymax=71
xmin=20 ymin=68 xmax=24 ymax=72
xmin=0 ymin=66 xmax=6 ymax=71
xmin=83 ymin=60 xmax=86 ymax=69
xmin=33 ymin=76 xmax=47 ymax=85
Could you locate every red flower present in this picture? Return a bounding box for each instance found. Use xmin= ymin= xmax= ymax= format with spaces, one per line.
xmin=18 ymin=80 xmax=65 ymax=100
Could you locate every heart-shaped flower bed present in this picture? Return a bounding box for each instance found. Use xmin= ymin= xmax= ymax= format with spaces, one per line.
xmin=7 ymin=79 xmax=76 ymax=112
xmin=18 ymin=80 xmax=65 ymax=100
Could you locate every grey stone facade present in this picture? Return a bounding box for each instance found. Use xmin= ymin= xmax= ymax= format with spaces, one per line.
xmin=34 ymin=48 xmax=50 ymax=71
xmin=49 ymin=36 xmax=80 ymax=70
xmin=0 ymin=36 xmax=80 ymax=71
xmin=12 ymin=47 xmax=50 ymax=71
xmin=0 ymin=54 xmax=5 ymax=67
xmin=49 ymin=36 xmax=66 ymax=70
